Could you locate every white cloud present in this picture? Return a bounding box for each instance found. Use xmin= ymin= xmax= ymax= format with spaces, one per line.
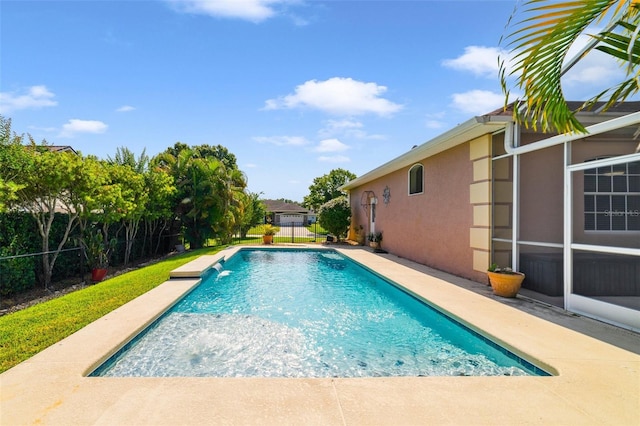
xmin=0 ymin=85 xmax=57 ymax=114
xmin=314 ymin=138 xmax=349 ymax=153
xmin=488 ymin=30 xmax=624 ymax=100
xmin=253 ymin=135 xmax=309 ymax=146
xmin=425 ymin=120 xmax=445 ymax=129
xmin=165 ymin=0 xmax=285 ymax=23
xmin=116 ymin=105 xmax=136 ymax=112
xmin=318 ymin=155 xmax=350 ymax=163
xmin=59 ymin=119 xmax=108 ymax=138
xmin=244 ymin=163 xmax=258 ymax=168
xmin=28 ymin=125 xmax=57 ymax=133
xmin=324 ymin=119 xmax=363 ymax=132
xmin=450 ymin=90 xmax=504 ymax=115
xmin=442 ymin=46 xmax=508 ymax=78
xmin=424 ymin=112 xmax=446 ymax=129
xmin=318 ymin=118 xmax=385 ymax=140
xmin=264 ymin=77 xmax=403 ymax=116
xmin=561 ymin=33 xmax=625 ymax=94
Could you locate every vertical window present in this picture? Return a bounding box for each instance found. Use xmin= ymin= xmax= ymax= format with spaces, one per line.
xmin=584 ymin=159 xmax=640 ymax=231
xmin=409 ymin=164 xmax=424 ymax=195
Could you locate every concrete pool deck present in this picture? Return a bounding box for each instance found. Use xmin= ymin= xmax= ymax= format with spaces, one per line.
xmin=1 ymin=245 xmax=638 ymax=425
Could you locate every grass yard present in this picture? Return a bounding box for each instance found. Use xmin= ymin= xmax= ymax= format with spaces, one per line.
xmin=0 ymin=246 xmax=224 ymax=374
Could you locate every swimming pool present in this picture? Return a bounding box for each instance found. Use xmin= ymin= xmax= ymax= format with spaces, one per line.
xmin=91 ymin=248 xmax=548 ymax=377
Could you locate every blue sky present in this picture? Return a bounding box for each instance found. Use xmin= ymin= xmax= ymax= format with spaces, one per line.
xmin=0 ymin=1 xmax=627 ymax=202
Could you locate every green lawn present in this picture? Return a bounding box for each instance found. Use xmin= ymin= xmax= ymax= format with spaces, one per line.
xmin=0 ymin=246 xmax=224 ymax=374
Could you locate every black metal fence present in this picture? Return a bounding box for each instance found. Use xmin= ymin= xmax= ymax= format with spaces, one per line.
xmin=0 ymin=233 xmax=179 ymax=299
xmin=0 ymin=224 xmax=328 ymax=304
xmin=232 ymin=222 xmax=326 ymax=245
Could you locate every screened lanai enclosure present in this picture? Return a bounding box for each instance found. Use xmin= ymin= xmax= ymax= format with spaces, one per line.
xmin=491 ymin=107 xmax=640 ymax=331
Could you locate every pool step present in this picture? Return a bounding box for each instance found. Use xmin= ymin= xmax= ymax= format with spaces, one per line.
xmin=169 ymin=254 xmax=226 ymax=279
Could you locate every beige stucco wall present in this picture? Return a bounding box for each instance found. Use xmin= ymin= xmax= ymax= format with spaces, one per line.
xmin=348 ymin=136 xmax=492 ymax=283
xmin=469 ymin=135 xmax=492 ymax=278
xmin=519 ymin=145 xmax=564 ymax=244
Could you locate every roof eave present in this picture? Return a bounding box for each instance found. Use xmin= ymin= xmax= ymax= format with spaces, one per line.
xmin=341 ymin=116 xmax=511 ymax=191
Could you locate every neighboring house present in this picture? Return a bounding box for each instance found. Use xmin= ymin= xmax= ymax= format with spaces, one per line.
xmin=46 ymin=145 xmax=78 ymax=154
xmin=341 ymin=102 xmax=640 ymax=332
xmin=262 ymin=199 xmax=316 ymax=225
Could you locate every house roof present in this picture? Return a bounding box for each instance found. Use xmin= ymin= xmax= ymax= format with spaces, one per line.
xmin=263 ymin=199 xmax=312 ymax=214
xmin=341 ymin=101 xmax=640 ymax=191
xmin=341 ymin=114 xmax=510 ymax=191
xmin=25 ymin=145 xmax=79 ymax=155
xmin=47 ymin=145 xmax=78 ymax=154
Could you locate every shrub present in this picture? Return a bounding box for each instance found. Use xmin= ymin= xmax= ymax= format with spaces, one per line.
xmin=318 ymin=196 xmax=351 ymax=241
xmin=0 ymin=246 xmax=36 ymax=296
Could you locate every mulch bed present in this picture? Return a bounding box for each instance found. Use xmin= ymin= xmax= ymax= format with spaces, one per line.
xmin=0 ymin=256 xmax=169 ymax=316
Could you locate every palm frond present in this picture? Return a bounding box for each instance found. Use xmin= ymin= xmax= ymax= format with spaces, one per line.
xmin=499 ymin=0 xmax=635 ymax=134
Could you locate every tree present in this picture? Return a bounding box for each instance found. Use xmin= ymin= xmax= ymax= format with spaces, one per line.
xmin=154 ymin=143 xmax=247 ymax=248
xmin=238 ymin=192 xmax=266 ymax=238
xmin=142 ymin=165 xmax=176 ymax=255
xmin=162 ymin=142 xmax=238 ymax=170
xmin=108 ymin=146 xmax=149 ymax=174
xmin=109 ymin=163 xmax=147 ymax=265
xmin=79 ymin=159 xmax=128 ymax=268
xmin=500 ymin=0 xmax=639 ymax=134
xmin=0 ymin=116 xmax=30 ymax=212
xmin=212 ymin=167 xmax=247 ymax=244
xmin=274 ymin=198 xmax=298 ymax=205
xmin=179 ymin=156 xmax=221 ymax=249
xmin=318 ymin=196 xmax=351 ymax=241
xmin=11 ymin=144 xmax=101 ymax=289
xmin=106 ymin=148 xmax=173 ymax=264
xmin=303 ymin=168 xmax=356 ymax=212
xmin=154 ymin=146 xmax=224 ymax=248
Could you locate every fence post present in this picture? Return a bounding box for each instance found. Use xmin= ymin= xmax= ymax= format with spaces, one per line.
xmin=79 ymin=244 xmax=85 ymax=285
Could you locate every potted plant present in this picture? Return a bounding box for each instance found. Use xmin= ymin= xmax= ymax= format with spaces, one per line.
xmin=367 ymin=231 xmax=383 ymax=251
xmin=487 ymin=263 xmax=525 ymax=298
xmin=262 ymin=224 xmax=277 ymax=244
xmin=81 ymin=229 xmax=116 ymax=282
xmin=354 ymin=225 xmax=366 ymax=245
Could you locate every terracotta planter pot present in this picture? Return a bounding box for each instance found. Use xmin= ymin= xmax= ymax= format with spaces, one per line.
xmin=91 ymin=268 xmax=108 ymax=282
xmin=262 ymin=235 xmax=273 ymax=244
xmin=487 ymin=271 xmax=525 ymax=298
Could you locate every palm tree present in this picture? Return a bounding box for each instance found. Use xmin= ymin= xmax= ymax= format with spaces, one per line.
xmin=500 ymin=0 xmax=639 ymax=134
xmin=214 ymin=167 xmax=248 ymax=244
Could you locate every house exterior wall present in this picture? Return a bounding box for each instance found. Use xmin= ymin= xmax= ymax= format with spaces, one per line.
xmin=348 ymin=135 xmax=492 ymax=283
xmin=347 ymin=120 xmax=638 ymax=289
xmin=519 ymin=145 xmax=564 ymax=245
xmin=346 ymin=106 xmax=639 ymax=330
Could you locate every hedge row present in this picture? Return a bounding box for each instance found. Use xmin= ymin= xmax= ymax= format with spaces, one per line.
xmin=0 ymin=212 xmax=176 ymax=296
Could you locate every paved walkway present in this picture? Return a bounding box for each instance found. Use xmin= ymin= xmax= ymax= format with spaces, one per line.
xmin=366 ymin=247 xmax=640 ymax=355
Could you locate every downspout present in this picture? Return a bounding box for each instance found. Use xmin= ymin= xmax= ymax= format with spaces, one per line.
xmin=503 ymin=120 xmax=518 ymax=154
xmin=500 ymin=121 xmax=520 ymax=271
xmin=563 ymin=141 xmax=571 ymax=311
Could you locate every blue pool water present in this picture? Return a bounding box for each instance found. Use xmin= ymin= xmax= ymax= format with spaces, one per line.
xmin=91 ymin=248 xmax=548 ymax=377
